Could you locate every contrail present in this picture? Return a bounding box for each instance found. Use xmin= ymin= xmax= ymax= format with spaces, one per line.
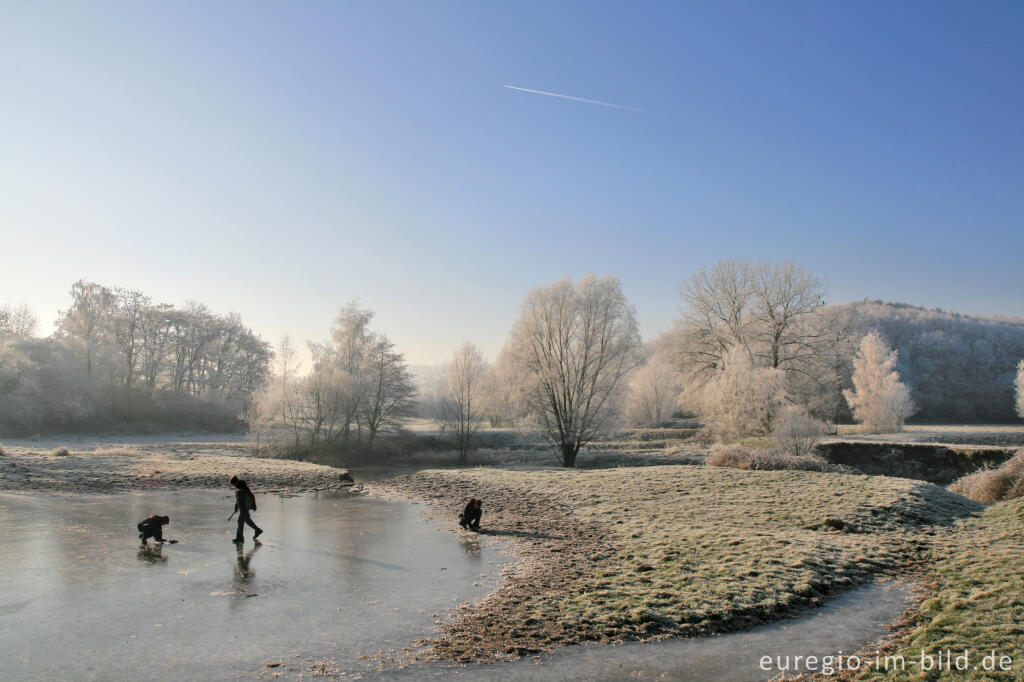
xmin=504 ymin=85 xmax=649 ymax=113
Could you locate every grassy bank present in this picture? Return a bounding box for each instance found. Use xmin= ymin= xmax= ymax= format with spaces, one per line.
xmin=383 ymin=465 xmax=980 ymax=663
xmin=851 ymin=496 xmax=1024 ymax=681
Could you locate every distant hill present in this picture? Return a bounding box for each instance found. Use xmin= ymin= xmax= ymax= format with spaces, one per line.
xmin=835 ymin=300 xmax=1024 ymax=423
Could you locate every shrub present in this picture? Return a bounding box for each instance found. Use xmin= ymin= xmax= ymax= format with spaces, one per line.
xmin=949 ymin=451 xmax=1024 ymax=504
xmin=707 ymin=443 xmax=846 ymax=473
xmin=772 ymin=405 xmax=828 ymax=458
xmin=48 ymin=446 xmax=70 ymax=457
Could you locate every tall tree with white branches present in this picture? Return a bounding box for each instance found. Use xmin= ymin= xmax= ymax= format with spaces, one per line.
xmin=505 ymin=275 xmax=641 ymax=467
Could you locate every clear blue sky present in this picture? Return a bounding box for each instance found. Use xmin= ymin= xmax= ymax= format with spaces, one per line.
xmin=2 ymin=1 xmax=1022 ymax=365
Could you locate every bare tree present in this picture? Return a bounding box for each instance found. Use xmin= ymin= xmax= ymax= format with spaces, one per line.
xmin=677 ymin=260 xmax=753 ymax=376
xmin=675 ymin=260 xmax=842 ymax=419
xmin=843 ymin=331 xmax=916 ymax=432
xmin=360 ymin=334 xmax=416 ymax=446
xmin=505 ymin=275 xmax=641 ymax=467
xmin=112 ymin=288 xmax=150 ymax=387
xmin=677 ymin=260 xmax=828 ymax=373
xmin=0 ymin=303 xmax=37 ymax=341
xmin=439 ymin=342 xmax=491 ymax=464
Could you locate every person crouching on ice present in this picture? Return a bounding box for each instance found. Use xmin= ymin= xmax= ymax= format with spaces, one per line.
xmin=138 ymin=515 xmax=170 ymax=544
xmin=459 ymin=498 xmax=482 ymax=531
xmin=229 ymin=475 xmax=263 ymax=544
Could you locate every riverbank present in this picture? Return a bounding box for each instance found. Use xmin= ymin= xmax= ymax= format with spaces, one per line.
xmin=0 ymin=437 xmax=354 ymax=495
xmin=378 ymin=466 xmax=981 ymax=664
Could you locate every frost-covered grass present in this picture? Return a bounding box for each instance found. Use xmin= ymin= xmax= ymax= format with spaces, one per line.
xmin=401 ymin=466 xmax=980 ymax=653
xmin=852 ymin=497 xmax=1024 ymax=681
xmin=830 ymin=424 xmax=1024 ymax=448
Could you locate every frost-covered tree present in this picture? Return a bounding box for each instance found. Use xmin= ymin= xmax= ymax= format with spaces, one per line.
xmin=505 ymin=275 xmax=641 ymax=467
xmin=0 ymin=303 xmax=37 ymax=341
xmin=439 ymin=342 xmax=491 ymax=464
xmin=625 ymin=346 xmax=679 ymax=426
xmin=843 ymin=331 xmax=916 ymax=433
xmin=269 ymin=302 xmax=414 ymax=453
xmin=1015 ymin=359 xmax=1024 ymax=420
xmin=359 ymin=334 xmax=416 ymax=446
xmin=56 ymin=280 xmax=116 ymax=378
xmin=674 ymin=260 xmax=843 ymax=419
xmin=682 ymin=345 xmax=787 ymax=442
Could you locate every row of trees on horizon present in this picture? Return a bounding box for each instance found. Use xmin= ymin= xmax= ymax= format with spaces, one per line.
xmin=3 ymin=264 xmax=1024 ymax=463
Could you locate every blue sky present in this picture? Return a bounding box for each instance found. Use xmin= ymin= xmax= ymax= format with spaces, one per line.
xmin=2 ymin=1 xmax=1022 ymax=365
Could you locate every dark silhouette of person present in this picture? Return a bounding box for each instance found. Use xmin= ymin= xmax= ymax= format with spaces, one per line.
xmin=138 ymin=515 xmax=170 ymax=544
xmin=230 ymin=475 xmax=262 ymax=544
xmin=459 ymin=498 xmax=482 ymax=531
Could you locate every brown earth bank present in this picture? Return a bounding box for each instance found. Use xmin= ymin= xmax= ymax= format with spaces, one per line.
xmin=818 ymin=442 xmax=1017 ymax=485
xmin=375 ymin=466 xmax=981 ymax=665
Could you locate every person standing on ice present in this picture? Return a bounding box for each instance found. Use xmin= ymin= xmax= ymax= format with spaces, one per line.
xmin=229 ymin=475 xmax=263 ymax=544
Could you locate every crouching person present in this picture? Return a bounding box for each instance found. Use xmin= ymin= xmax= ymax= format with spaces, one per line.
xmin=459 ymin=498 xmax=482 ymax=531
xmin=138 ymin=515 xmax=170 ymax=544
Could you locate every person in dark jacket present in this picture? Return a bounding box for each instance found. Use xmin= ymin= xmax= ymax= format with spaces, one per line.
xmin=458 ymin=498 xmax=482 ymax=531
xmin=138 ymin=515 xmax=170 ymax=544
xmin=230 ymin=475 xmax=263 ymax=544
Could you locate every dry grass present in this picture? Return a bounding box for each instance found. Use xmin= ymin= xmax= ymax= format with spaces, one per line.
xmin=948 ymin=450 xmax=1024 ymax=504
xmin=384 ymin=465 xmax=981 ymax=662
xmin=707 ymin=443 xmax=848 ymax=473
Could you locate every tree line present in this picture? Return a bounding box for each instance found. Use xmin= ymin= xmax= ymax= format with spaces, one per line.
xmin=5 ymin=264 xmax=1023 ymax=461
xmin=0 ymin=281 xmax=271 ymax=435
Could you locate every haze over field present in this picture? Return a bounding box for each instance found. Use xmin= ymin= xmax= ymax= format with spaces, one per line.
xmin=2 ymin=2 xmax=1023 ymax=364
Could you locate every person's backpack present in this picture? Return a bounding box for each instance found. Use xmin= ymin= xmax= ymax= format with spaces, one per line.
xmin=247 ymin=489 xmax=257 ymax=512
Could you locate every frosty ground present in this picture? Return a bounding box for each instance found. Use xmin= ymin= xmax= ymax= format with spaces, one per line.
xmin=1 ymin=431 xmax=1022 ymax=680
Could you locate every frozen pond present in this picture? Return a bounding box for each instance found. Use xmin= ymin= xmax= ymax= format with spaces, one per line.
xmin=0 ymin=490 xmax=508 ymax=680
xmin=0 ymin=489 xmax=915 ymax=681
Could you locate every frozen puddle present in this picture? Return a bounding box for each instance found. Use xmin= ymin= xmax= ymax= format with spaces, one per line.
xmin=0 ymin=490 xmax=508 ymax=680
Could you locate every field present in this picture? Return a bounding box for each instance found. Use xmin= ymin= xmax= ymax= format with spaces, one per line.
xmin=382 ymin=465 xmax=982 ymax=663
xmin=829 ymin=424 xmax=1024 ymax=448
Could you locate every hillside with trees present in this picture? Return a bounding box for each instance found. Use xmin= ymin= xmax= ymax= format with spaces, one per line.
xmin=837 ymin=301 xmax=1024 ymax=423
